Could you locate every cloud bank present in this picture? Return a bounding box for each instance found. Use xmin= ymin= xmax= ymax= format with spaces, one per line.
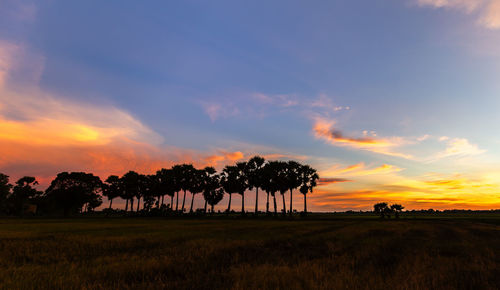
xmin=0 ymin=41 xmax=253 ymax=185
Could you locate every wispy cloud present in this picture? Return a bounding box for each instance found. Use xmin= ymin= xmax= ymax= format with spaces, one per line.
xmin=416 ymin=0 xmax=500 ymax=29
xmin=318 ymin=178 xmax=352 ymax=186
xmin=430 ymin=137 xmax=486 ymax=160
xmin=310 ymin=94 xmax=350 ymax=113
xmin=201 ymin=102 xmax=240 ymax=122
xmin=1 ymin=0 xmax=37 ymax=22
xmin=321 ymin=162 xmax=404 ymax=177
xmin=199 ymin=93 xmax=349 ymax=122
xmin=312 ymin=118 xmax=414 ymax=159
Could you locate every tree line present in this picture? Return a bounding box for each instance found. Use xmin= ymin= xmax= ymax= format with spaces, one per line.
xmin=0 ymin=156 xmax=320 ymax=216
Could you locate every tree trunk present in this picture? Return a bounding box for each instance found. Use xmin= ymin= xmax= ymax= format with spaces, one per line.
xmin=108 ymin=198 xmax=113 ymax=209
xmin=190 ymin=193 xmax=195 ymax=213
xmin=170 ymin=195 xmax=174 ymax=209
xmin=204 ymin=200 xmax=207 ymax=214
xmin=266 ymin=192 xmax=269 ymax=213
xmin=125 ymin=199 xmax=129 ymax=211
xmin=130 ymin=198 xmax=134 ymax=212
xmin=289 ymin=189 xmax=293 ymax=214
xmin=175 ymin=191 xmax=179 ymax=211
xmin=273 ymin=195 xmax=277 ymax=214
xmin=136 ymin=197 xmax=140 ymax=212
xmin=255 ymin=188 xmax=259 ymax=214
xmin=241 ymin=192 xmax=245 ymax=215
xmin=304 ymin=194 xmax=307 ymax=213
xmin=281 ymin=193 xmax=286 ymax=215
xmin=181 ymin=190 xmax=187 ymax=212
xmin=227 ymin=193 xmax=232 ymax=212
xmin=211 ymin=204 xmax=214 ymax=214
xmin=161 ymin=195 xmax=164 ymax=206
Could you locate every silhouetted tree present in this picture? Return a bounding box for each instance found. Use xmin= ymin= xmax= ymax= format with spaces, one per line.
xmin=121 ymin=171 xmax=140 ymax=212
xmin=142 ymin=175 xmax=158 ymax=211
xmin=390 ymin=204 xmax=404 ymax=218
xmin=298 ymin=165 xmax=319 ymax=213
xmin=275 ymin=161 xmax=289 ymax=215
xmin=0 ymin=173 xmax=12 ymax=215
xmin=189 ymin=169 xmax=205 ymax=213
xmin=45 ymin=172 xmax=103 ymax=216
xmin=176 ymin=164 xmax=196 ymax=213
xmin=236 ymin=162 xmax=249 ymax=214
xmin=103 ymin=175 xmax=122 ymax=209
xmin=206 ymin=188 xmax=224 ymax=213
xmin=261 ymin=161 xmax=281 ymax=215
xmin=201 ymin=167 xmax=223 ymax=213
xmin=374 ymin=202 xmax=389 ymax=218
xmin=222 ymin=165 xmax=246 ymax=213
xmin=10 ymin=177 xmax=42 ymax=216
xmin=287 ymin=161 xmax=302 ymax=215
xmin=171 ymin=165 xmax=184 ymax=212
xmin=136 ymin=174 xmax=151 ymax=212
xmin=245 ymin=156 xmax=266 ymax=214
xmin=156 ymin=168 xmax=179 ymax=209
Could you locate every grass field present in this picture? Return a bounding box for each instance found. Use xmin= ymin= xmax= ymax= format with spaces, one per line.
xmin=0 ymin=215 xmax=499 ymax=289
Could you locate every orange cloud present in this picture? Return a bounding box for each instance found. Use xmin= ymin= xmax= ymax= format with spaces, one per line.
xmin=321 ymin=162 xmax=403 ymax=177
xmin=204 ymin=151 xmax=244 ymax=166
xmin=417 ymin=0 xmax=500 ymax=29
xmin=318 ymin=178 xmax=352 ymax=186
xmin=0 ymin=41 xmax=261 ymax=187
xmin=313 ymin=118 xmax=413 ymax=159
xmin=481 ymin=0 xmax=500 ymax=28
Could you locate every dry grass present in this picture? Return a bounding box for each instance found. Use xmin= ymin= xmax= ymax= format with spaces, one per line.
xmin=0 ymin=217 xmax=499 ymax=289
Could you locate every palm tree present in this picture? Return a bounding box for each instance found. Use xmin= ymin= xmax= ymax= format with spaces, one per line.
xmin=298 ymin=165 xmax=319 ymax=213
xmin=221 ymin=165 xmax=246 ymax=214
xmin=236 ymin=162 xmax=248 ymax=214
xmin=171 ymin=164 xmax=195 ymax=213
xmin=135 ymin=174 xmax=150 ymax=212
xmin=261 ymin=161 xmax=281 ymax=215
xmin=189 ymin=169 xmax=204 ymax=213
xmin=207 ymin=188 xmax=224 ymax=213
xmin=121 ymin=171 xmax=140 ymax=212
xmin=156 ymin=168 xmax=178 ymax=210
xmin=179 ymin=164 xmax=195 ymax=213
xmin=259 ymin=165 xmax=271 ymax=213
xmin=245 ymin=156 xmax=265 ymax=214
xmin=287 ymin=161 xmax=302 ymax=215
xmin=171 ymin=165 xmax=183 ymax=211
xmin=201 ymin=167 xmax=223 ymax=213
xmin=103 ymin=175 xmax=122 ymax=209
xmin=274 ymin=161 xmax=289 ymax=215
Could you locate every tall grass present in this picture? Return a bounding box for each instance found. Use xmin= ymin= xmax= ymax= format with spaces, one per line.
xmin=0 ymin=218 xmax=498 ymax=289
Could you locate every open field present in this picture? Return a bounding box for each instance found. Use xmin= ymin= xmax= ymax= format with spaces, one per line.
xmin=0 ymin=215 xmax=499 ymax=289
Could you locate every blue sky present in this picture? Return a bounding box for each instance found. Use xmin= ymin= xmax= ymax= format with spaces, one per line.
xmin=1 ymin=0 xmax=499 ymax=210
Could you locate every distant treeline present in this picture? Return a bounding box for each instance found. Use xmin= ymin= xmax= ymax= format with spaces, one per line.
xmin=0 ymin=156 xmax=320 ymax=216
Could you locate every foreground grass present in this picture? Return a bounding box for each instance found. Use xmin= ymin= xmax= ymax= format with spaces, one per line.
xmin=0 ymin=216 xmax=499 ymax=289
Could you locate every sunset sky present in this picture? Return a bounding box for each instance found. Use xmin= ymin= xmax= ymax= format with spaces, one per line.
xmin=1 ymin=0 xmax=500 ymax=211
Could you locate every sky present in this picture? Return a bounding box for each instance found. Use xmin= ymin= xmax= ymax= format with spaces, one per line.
xmin=1 ymin=0 xmax=500 ymax=211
